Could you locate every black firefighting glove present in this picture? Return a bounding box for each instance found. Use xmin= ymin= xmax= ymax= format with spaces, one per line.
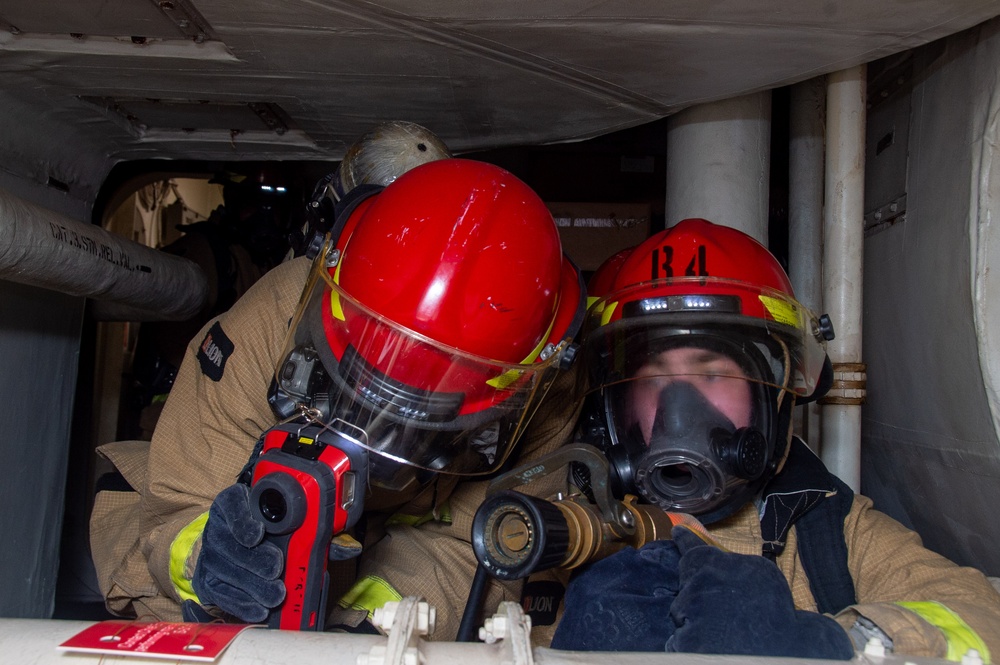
xmin=550 ymin=537 xmax=683 ymax=651
xmin=665 ymin=526 xmax=855 ymax=660
xmin=191 ymin=483 xmax=285 ymax=623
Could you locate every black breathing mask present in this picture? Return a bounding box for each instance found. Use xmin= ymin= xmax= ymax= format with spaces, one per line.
xmin=596 ymin=371 xmax=779 ymax=525
xmin=615 ymin=380 xmax=769 ymax=509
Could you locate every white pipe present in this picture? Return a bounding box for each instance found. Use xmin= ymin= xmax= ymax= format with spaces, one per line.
xmin=0 ymin=187 xmax=208 ymax=321
xmin=1 ymin=600 xmax=535 ymax=665
xmin=0 ymin=614 xmax=926 ymax=665
xmin=666 ymin=92 xmax=771 ymax=243
xmin=821 ymin=65 xmax=868 ymax=490
xmin=789 ymin=77 xmax=827 ymax=445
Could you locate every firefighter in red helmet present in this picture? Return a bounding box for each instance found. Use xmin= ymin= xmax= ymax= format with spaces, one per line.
xmin=90 ymin=157 xmax=585 ymax=637
xmin=553 ymin=219 xmax=1000 ymax=660
xmin=580 ymin=217 xmax=832 ymax=524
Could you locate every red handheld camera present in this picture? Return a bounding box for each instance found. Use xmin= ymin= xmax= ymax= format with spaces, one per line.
xmin=249 ymin=423 xmax=367 ymax=630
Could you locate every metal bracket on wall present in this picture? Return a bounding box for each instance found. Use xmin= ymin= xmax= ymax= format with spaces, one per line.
xmin=150 ymin=0 xmax=217 ymax=43
xmin=864 ymin=194 xmax=906 ymax=237
xmin=818 ymin=362 xmax=867 ymax=405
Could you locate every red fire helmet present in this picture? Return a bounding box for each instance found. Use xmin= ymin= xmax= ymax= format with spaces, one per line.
xmin=278 ymin=159 xmax=583 ymax=479
xmin=586 ymin=218 xmax=830 ymax=398
xmin=586 ymin=246 xmax=633 ymax=311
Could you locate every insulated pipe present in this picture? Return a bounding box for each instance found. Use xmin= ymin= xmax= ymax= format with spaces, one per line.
xmin=789 ymin=78 xmax=827 ymax=313
xmin=1 ymin=601 xmax=537 ymax=664
xmin=789 ymin=77 xmax=827 ymax=445
xmin=0 ymin=187 xmax=208 ymax=321
xmin=821 ymin=65 xmax=868 ymax=491
xmin=666 ymin=92 xmax=771 ymax=242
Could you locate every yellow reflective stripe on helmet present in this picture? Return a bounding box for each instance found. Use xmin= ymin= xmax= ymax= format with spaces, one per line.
xmin=338 ymin=575 xmax=403 ymax=618
xmin=169 ymin=511 xmax=209 ymax=602
xmin=329 ymin=261 xmax=346 ymax=321
xmin=487 ymin=368 xmax=523 ymax=390
xmin=896 ymin=601 xmax=991 ymax=663
xmin=759 ymin=294 xmax=802 ymax=328
xmin=599 ymin=300 xmax=619 ymax=326
xmin=486 ymin=307 xmax=559 ymax=389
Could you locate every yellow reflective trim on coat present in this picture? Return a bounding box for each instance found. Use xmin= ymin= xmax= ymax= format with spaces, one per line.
xmin=896 ymin=601 xmax=991 ymax=663
xmin=169 ymin=511 xmax=209 ymax=602
xmin=385 ymin=512 xmax=427 ymax=527
xmin=385 ymin=502 xmax=453 ymax=528
xmin=338 ymin=576 xmax=403 ymax=618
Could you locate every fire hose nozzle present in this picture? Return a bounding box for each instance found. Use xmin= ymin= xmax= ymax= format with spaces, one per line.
xmin=471 ymin=443 xmax=704 ymax=580
xmin=471 ymin=489 xmax=678 ymax=580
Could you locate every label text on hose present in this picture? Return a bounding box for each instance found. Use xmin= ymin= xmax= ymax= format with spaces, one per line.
xmin=48 ymin=221 xmax=149 ymax=271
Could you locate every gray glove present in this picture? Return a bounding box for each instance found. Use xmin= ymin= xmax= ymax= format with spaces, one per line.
xmin=191 ymin=483 xmax=285 ymax=622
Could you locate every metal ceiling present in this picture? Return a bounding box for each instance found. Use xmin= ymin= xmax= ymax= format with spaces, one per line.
xmin=1 ymin=0 xmax=999 ymax=207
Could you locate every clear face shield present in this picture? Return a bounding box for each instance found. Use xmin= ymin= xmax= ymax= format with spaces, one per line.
xmin=583 ymin=279 xmax=830 ymax=520
xmin=271 ymin=244 xmax=571 ymax=494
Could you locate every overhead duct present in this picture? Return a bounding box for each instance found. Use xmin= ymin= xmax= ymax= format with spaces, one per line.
xmin=0 ymin=187 xmax=207 ymax=321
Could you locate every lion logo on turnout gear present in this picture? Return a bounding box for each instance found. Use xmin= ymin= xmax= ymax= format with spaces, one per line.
xmin=197 ymin=321 xmax=234 ymax=382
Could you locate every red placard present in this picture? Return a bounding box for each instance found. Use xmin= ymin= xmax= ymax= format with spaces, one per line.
xmin=57 ymin=620 xmax=258 ymax=662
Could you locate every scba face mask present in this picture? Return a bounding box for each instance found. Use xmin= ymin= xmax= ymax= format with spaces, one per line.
xmin=592 ymin=336 xmax=783 ymax=525
xmin=605 ymin=377 xmax=773 ymax=518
